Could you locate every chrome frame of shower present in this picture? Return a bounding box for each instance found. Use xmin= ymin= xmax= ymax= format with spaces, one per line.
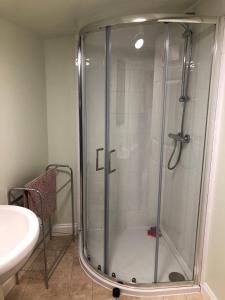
xmin=77 ymin=13 xmax=218 ymax=296
xmin=79 ymin=14 xmax=216 ymax=34
xmin=103 ymin=26 xmax=111 ymax=274
xmin=154 ymin=24 xmax=169 ymax=283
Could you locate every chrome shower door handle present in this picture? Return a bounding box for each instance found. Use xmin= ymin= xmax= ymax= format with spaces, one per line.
xmin=109 ymin=149 xmax=116 ymax=173
xmin=96 ymin=148 xmax=104 ymax=171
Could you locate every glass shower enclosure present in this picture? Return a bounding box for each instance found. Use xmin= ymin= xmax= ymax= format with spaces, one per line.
xmin=78 ymin=15 xmax=216 ymax=289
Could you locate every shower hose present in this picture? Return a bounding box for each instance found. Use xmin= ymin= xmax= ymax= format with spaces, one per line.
xmin=167 ymin=138 xmax=183 ymax=170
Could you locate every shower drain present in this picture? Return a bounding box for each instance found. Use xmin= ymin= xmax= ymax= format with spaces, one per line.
xmin=169 ymin=272 xmax=185 ymax=282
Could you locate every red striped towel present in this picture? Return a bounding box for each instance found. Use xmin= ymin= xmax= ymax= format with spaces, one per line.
xmin=24 ymin=169 xmax=56 ymax=220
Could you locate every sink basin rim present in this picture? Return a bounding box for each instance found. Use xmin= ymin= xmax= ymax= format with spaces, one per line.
xmin=0 ymin=205 xmax=39 ymax=276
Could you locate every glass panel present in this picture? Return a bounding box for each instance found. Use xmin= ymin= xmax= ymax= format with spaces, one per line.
xmin=83 ymin=30 xmax=105 ymax=270
xmin=108 ymin=23 xmax=166 ymax=283
xmin=81 ymin=20 xmax=215 ymax=287
xmin=159 ymin=23 xmax=215 ymax=282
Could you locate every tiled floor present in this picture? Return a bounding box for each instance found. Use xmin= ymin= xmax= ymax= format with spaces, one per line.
xmin=6 ymin=238 xmax=205 ymax=300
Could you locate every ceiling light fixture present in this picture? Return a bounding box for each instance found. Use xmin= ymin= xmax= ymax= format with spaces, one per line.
xmin=135 ymin=38 xmax=144 ymax=49
xmin=132 ymin=17 xmax=147 ymax=23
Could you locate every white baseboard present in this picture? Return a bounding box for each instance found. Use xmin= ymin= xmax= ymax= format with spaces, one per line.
xmin=201 ymin=283 xmax=218 ymax=300
xmin=161 ymin=228 xmax=192 ymax=279
xmin=52 ymin=222 xmax=79 ymax=235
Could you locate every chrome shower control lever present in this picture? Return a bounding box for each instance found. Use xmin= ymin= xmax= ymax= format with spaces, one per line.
xmin=179 ymin=95 xmax=190 ymax=102
xmin=183 ymin=134 xmax=190 ymax=143
xmin=168 ymin=133 xmax=190 ymax=144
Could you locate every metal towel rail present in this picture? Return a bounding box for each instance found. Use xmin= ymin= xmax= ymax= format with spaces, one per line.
xmin=8 ymin=164 xmax=75 ymax=289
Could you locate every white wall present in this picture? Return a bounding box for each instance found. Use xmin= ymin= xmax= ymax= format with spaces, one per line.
xmin=0 ymin=19 xmax=78 ymax=226
xmin=189 ymin=2 xmax=225 ymax=299
xmin=188 ymin=0 xmax=225 ymax=16
xmin=0 ymin=18 xmax=48 ymax=205
xmin=204 ymin=35 xmax=225 ymax=298
xmin=44 ymin=36 xmax=78 ymax=225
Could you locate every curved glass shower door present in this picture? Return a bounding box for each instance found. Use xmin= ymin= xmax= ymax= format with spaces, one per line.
xmin=82 ymin=30 xmax=106 ymax=271
xmin=80 ymin=19 xmax=215 ymax=286
xmin=107 ymin=23 xmax=167 ymax=283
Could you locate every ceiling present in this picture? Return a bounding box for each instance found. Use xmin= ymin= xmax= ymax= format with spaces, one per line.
xmin=0 ymin=0 xmax=198 ymax=37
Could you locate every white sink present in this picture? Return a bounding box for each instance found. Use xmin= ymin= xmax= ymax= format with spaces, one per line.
xmin=0 ymin=205 xmax=39 ymax=284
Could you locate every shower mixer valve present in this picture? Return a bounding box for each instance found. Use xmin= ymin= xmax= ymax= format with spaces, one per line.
xmin=168 ymin=133 xmax=190 ymax=144
xmin=179 ymin=95 xmax=190 ymax=102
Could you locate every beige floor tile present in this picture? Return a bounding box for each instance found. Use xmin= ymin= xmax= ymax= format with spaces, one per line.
xmin=40 ymin=294 xmax=70 ymax=300
xmin=186 ymin=293 xmax=204 ymax=300
xmin=163 ymin=295 xmax=186 ymax=300
xmin=19 ymin=270 xmax=43 ymax=281
xmin=67 ymin=239 xmax=78 ymax=255
xmin=70 ymin=257 xmax=93 ymax=299
xmin=72 ymin=258 xmax=89 ymax=281
xmin=5 ymin=277 xmax=28 ymax=300
xmin=4 ymin=236 xmax=205 ymax=300
xmin=92 ymin=282 xmax=112 ymax=300
xmin=70 ymin=297 xmax=91 ymax=300
xmin=70 ymin=278 xmax=92 ymax=293
xmin=39 ymin=282 xmax=70 ymax=300
xmin=5 ymin=285 xmax=25 ymax=300
xmin=25 ymin=277 xmax=71 ymax=300
xmin=20 ymin=278 xmax=46 ymax=300
xmin=119 ymin=295 xmax=163 ymax=300
xmin=70 ymin=265 xmax=92 ymax=300
xmin=50 ymin=253 xmax=73 ymax=282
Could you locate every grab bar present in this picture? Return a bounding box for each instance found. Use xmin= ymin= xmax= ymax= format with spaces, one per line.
xmin=96 ymin=147 xmax=104 ymax=171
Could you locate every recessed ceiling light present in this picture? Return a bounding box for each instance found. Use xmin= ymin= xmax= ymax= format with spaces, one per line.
xmin=135 ymin=38 xmax=144 ymax=49
xmin=132 ymin=17 xmax=147 ymax=23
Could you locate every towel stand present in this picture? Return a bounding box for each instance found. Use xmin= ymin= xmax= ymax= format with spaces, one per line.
xmin=8 ymin=164 xmax=75 ymax=289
